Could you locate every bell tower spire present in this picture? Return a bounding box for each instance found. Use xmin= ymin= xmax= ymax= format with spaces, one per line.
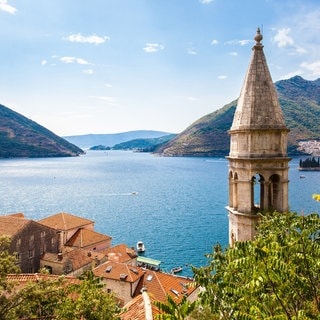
xmin=226 ymin=28 xmax=291 ymax=245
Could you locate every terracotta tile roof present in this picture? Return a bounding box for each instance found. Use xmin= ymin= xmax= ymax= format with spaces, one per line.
xmin=93 ymin=261 xmax=144 ymax=283
xmin=136 ymin=270 xmax=197 ymax=303
xmin=0 ymin=215 xmax=31 ymax=237
xmin=38 ymin=212 xmax=94 ymax=231
xmin=120 ymin=291 xmax=161 ymax=320
xmin=102 ymin=243 xmax=137 ymax=263
xmin=7 ymin=273 xmax=78 ymax=284
xmin=6 ymin=212 xmax=25 ymax=218
xmin=65 ymin=228 xmax=112 ymax=249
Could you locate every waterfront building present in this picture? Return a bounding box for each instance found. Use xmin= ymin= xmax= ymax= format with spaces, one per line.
xmin=226 ymin=28 xmax=290 ymax=244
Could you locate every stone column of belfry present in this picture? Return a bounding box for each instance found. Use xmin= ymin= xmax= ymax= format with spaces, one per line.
xmin=226 ymin=28 xmax=291 ymax=245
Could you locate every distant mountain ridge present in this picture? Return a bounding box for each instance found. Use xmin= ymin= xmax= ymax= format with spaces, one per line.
xmin=156 ymin=76 xmax=320 ymax=157
xmin=0 ymin=104 xmax=83 ymax=158
xmin=64 ymin=130 xmax=174 ymax=149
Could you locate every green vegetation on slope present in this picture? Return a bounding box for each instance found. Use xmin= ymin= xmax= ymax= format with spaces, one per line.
xmin=0 ymin=104 xmax=84 ymax=158
xmin=156 ymin=76 xmax=320 ymax=157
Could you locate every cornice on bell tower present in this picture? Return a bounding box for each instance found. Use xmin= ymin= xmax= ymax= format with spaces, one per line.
xmin=226 ymin=28 xmax=291 ymax=246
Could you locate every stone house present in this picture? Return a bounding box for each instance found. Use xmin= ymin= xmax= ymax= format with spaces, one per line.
xmin=0 ymin=214 xmax=59 ymax=273
xmin=40 ymin=248 xmax=106 ymax=276
xmin=93 ymin=260 xmax=199 ymax=306
xmin=93 ymin=260 xmax=145 ymax=305
xmin=38 ymin=212 xmax=98 ymax=252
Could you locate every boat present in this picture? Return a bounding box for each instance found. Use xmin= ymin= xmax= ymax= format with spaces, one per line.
xmin=300 ymin=175 xmax=306 ymax=178
xmin=171 ymin=266 xmax=183 ymax=274
xmin=136 ymin=241 xmax=145 ymax=253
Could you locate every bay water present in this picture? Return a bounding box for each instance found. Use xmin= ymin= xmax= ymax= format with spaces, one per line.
xmin=0 ymin=151 xmax=319 ymax=277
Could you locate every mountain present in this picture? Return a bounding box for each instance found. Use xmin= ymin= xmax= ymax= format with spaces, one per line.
xmin=0 ymin=104 xmax=84 ymax=158
xmin=64 ymin=130 xmax=174 ymax=149
xmin=112 ymin=134 xmax=177 ymax=151
xmin=156 ymin=76 xmax=320 ymax=157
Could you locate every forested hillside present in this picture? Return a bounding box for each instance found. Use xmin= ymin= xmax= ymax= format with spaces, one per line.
xmin=156 ymin=76 xmax=320 ymax=157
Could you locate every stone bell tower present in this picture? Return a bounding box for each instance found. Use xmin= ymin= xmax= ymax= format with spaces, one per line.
xmin=226 ymin=28 xmax=290 ymax=245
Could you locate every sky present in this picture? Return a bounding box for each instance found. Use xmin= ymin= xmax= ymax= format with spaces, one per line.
xmin=1 ymin=0 xmax=320 ymax=136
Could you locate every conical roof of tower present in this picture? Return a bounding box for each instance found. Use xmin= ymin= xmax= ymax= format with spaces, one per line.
xmin=230 ymin=28 xmax=287 ymax=131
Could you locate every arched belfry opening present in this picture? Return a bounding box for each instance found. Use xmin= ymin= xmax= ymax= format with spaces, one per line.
xmin=252 ymin=173 xmax=264 ymax=211
xmin=226 ymin=28 xmax=291 ymax=244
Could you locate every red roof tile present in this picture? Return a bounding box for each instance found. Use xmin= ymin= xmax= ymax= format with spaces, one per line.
xmin=0 ymin=215 xmax=31 ymax=237
xmin=120 ymin=291 xmax=161 ymax=320
xmin=93 ymin=261 xmax=144 ymax=283
xmin=38 ymin=212 xmax=94 ymax=231
xmin=137 ymin=270 xmax=196 ymax=303
xmin=65 ymin=228 xmax=112 ymax=249
xmin=102 ymin=243 xmax=137 ymax=263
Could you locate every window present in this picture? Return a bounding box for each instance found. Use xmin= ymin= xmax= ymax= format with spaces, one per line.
xmin=28 ymin=249 xmax=34 ymax=258
xmin=15 ymin=253 xmax=21 ymax=262
xmin=16 ymin=238 xmax=21 ymax=247
xmin=29 ymin=235 xmax=34 ymax=247
xmin=41 ymin=231 xmax=46 ymax=238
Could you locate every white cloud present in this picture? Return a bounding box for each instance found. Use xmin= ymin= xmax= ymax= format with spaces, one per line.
xmin=105 ymin=83 xmax=113 ymax=88
xmin=273 ymin=28 xmax=294 ymax=48
xmin=218 ymin=75 xmax=227 ymax=79
xmin=64 ymin=33 xmax=110 ymax=45
xmin=300 ymin=61 xmax=320 ymax=77
xmin=96 ymin=96 xmax=117 ymax=106
xmin=186 ymin=96 xmax=197 ymax=101
xmin=83 ymin=69 xmax=93 ymax=75
xmin=199 ymin=0 xmax=215 ymax=4
xmin=280 ymin=70 xmax=303 ymax=80
xmin=0 ymin=0 xmax=17 ymax=14
xmin=143 ymin=43 xmax=164 ymax=53
xmin=228 ymin=52 xmax=238 ymax=56
xmin=225 ymin=39 xmax=251 ymax=46
xmin=60 ymin=56 xmax=89 ymax=65
xmin=41 ymin=60 xmax=47 ymax=66
xmin=187 ymin=48 xmax=197 ymax=55
xmin=238 ymin=39 xmax=251 ymax=46
xmin=211 ymin=39 xmax=219 ymax=45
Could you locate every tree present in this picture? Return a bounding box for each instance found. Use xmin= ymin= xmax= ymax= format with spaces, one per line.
xmin=192 ymin=212 xmax=320 ymax=319
xmin=154 ymin=295 xmax=196 ymax=320
xmin=56 ymin=271 xmax=120 ymax=320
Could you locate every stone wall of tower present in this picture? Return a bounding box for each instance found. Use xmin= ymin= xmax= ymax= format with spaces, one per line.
xmin=226 ymin=28 xmax=290 ymax=245
xmin=229 ymin=130 xmax=288 ymax=158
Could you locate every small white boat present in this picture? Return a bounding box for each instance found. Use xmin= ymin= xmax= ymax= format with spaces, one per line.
xmin=136 ymin=241 xmax=145 ymax=253
xmin=171 ymin=266 xmax=183 ymax=274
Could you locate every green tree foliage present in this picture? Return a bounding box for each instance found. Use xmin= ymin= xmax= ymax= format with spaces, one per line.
xmin=56 ymin=271 xmax=120 ymax=320
xmin=154 ymin=295 xmax=196 ymax=320
xmin=192 ymin=212 xmax=320 ymax=319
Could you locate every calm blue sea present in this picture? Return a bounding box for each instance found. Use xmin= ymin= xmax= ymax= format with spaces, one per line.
xmin=0 ymin=151 xmax=319 ymax=277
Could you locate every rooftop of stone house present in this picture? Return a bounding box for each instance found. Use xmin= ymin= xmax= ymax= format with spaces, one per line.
xmin=94 ymin=260 xmax=145 ymax=283
xmin=0 ymin=215 xmax=33 ymax=237
xmin=137 ymin=269 xmax=196 ymax=304
xmin=120 ymin=290 xmax=161 ymax=320
xmin=101 ymin=243 xmax=138 ymax=263
xmin=65 ymin=228 xmax=112 ymax=248
xmin=38 ymin=212 xmax=94 ymax=231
